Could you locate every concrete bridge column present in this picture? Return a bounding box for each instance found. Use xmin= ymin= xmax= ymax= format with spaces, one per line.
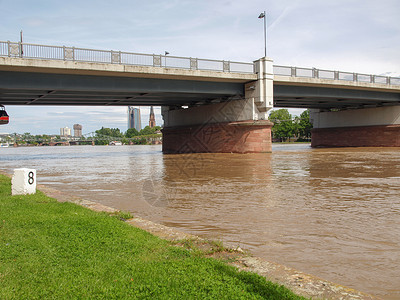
xmin=161 ymin=57 xmax=274 ymax=153
xmin=310 ymin=106 xmax=400 ymax=147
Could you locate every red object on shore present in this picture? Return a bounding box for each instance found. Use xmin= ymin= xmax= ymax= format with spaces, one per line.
xmin=0 ymin=105 xmax=9 ymax=125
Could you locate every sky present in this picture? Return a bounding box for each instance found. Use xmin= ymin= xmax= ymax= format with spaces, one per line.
xmin=1 ymin=0 xmax=399 ymax=135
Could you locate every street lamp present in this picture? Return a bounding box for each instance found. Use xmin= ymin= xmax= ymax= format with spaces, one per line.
xmin=258 ymin=11 xmax=267 ymax=57
xmin=164 ymin=51 xmax=169 ymax=67
xmin=20 ymin=30 xmax=24 ymax=57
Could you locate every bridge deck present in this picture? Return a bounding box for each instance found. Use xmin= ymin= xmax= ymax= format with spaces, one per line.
xmin=1 ymin=41 xmax=399 ymax=109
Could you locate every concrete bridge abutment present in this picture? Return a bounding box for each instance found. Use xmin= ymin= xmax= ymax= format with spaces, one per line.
xmin=310 ymin=106 xmax=400 ymax=147
xmin=161 ymin=58 xmax=274 ymax=153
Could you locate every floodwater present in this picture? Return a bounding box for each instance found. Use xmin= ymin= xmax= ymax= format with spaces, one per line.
xmin=1 ymin=144 xmax=399 ymax=299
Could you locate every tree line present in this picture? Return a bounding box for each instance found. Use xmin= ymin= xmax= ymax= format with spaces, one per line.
xmin=268 ymin=109 xmax=312 ymax=142
xmin=93 ymin=125 xmax=162 ymax=145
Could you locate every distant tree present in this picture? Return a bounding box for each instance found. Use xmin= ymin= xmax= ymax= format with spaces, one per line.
xmin=268 ymin=109 xmax=296 ymax=142
xmin=110 ymin=128 xmax=123 ymax=138
xmin=125 ymin=128 xmax=139 ymax=138
xmin=94 ymin=139 xmax=109 ymax=145
xmin=22 ymin=132 xmax=33 ymax=141
xmin=95 ymin=127 xmax=110 ymax=137
xmin=135 ymin=137 xmax=147 ymax=145
xmin=95 ymin=127 xmax=123 ymax=138
xmin=295 ymin=110 xmax=313 ymax=140
xmin=139 ymin=126 xmax=161 ymax=136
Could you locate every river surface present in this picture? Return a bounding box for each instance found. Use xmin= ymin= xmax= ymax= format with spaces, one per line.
xmin=1 ymin=144 xmax=399 ymax=299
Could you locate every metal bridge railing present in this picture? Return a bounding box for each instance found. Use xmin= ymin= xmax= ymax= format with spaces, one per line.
xmin=1 ymin=40 xmax=399 ymax=85
xmin=273 ymin=65 xmax=400 ymax=86
xmin=0 ymin=40 xmax=255 ymax=74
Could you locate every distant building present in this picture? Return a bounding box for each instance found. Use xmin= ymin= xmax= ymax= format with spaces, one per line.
xmin=128 ymin=106 xmax=141 ymax=131
xmin=60 ymin=127 xmax=71 ymax=137
xmin=149 ymin=106 xmax=156 ymax=128
xmin=73 ymin=124 xmax=82 ymax=137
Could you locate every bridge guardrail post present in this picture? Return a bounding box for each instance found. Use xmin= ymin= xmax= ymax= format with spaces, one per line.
xmin=353 ymin=73 xmax=358 ymax=82
xmin=153 ymin=55 xmax=161 ymax=67
xmin=334 ymin=71 xmax=339 ymax=80
xmin=223 ymin=61 xmax=230 ymax=72
xmin=18 ymin=41 xmax=23 ymax=58
xmin=111 ymin=50 xmax=121 ymax=64
xmin=312 ymin=68 xmax=318 ymax=78
xmin=63 ymin=47 xmax=75 ymax=61
xmin=291 ymin=67 xmax=296 ymax=77
xmin=190 ymin=58 xmax=198 ymax=70
xmin=387 ymin=77 xmax=391 ymax=85
xmin=370 ymin=75 xmax=375 ymax=83
xmin=7 ymin=41 xmax=20 ymax=58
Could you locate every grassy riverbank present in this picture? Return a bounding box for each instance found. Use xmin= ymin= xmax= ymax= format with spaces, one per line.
xmin=0 ymin=174 xmax=304 ymax=299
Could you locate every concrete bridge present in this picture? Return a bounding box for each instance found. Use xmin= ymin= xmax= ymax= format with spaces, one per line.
xmin=1 ymin=41 xmax=399 ymax=152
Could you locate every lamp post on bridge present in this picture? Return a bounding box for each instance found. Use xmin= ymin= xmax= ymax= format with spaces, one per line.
xmin=258 ymin=11 xmax=267 ymax=57
xmin=20 ymin=30 xmax=24 ymax=57
xmin=164 ymin=51 xmax=169 ymax=67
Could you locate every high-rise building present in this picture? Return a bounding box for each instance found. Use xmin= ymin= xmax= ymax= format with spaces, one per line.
xmin=149 ymin=106 xmax=156 ymax=128
xmin=128 ymin=106 xmax=141 ymax=131
xmin=60 ymin=127 xmax=71 ymax=137
xmin=73 ymin=124 xmax=82 ymax=137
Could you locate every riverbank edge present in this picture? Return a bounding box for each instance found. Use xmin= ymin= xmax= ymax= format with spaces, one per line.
xmin=2 ymin=172 xmax=378 ymax=300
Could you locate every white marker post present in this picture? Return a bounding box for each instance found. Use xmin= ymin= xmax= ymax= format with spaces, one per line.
xmin=11 ymin=168 xmax=36 ymax=195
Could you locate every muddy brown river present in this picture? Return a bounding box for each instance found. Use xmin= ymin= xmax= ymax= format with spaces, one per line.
xmin=1 ymin=144 xmax=399 ymax=299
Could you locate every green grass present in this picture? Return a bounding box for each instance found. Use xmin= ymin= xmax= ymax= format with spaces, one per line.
xmin=0 ymin=174 xmax=305 ymax=299
xmin=109 ymin=210 xmax=134 ymax=221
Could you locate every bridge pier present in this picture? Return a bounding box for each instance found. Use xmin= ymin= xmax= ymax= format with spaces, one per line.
xmin=162 ymin=120 xmax=273 ymax=153
xmin=161 ymin=57 xmax=274 ymax=153
xmin=310 ymin=106 xmax=400 ymax=147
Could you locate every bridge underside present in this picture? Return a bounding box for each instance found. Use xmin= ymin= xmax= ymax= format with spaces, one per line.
xmin=274 ymin=85 xmax=400 ymax=110
xmin=0 ymin=71 xmax=244 ymax=106
xmin=1 ymin=71 xmax=399 ymax=110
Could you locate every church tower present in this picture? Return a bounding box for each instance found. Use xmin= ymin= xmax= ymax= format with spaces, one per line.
xmin=149 ymin=106 xmax=156 ymax=128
